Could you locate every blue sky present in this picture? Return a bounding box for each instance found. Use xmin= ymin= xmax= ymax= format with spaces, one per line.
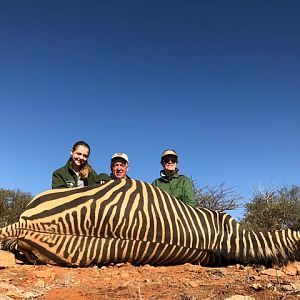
xmin=0 ymin=1 xmax=299 ymax=219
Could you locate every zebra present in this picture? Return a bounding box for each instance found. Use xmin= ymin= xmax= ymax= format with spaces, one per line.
xmin=0 ymin=179 xmax=300 ymax=267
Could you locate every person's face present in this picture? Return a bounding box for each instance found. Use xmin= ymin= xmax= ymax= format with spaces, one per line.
xmin=162 ymin=155 xmax=177 ymax=173
xmin=70 ymin=145 xmax=89 ymax=169
xmin=111 ymin=159 xmax=129 ymax=179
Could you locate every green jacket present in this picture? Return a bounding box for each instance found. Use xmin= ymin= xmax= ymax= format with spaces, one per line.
xmin=95 ymin=173 xmax=131 ymax=184
xmin=52 ymin=159 xmax=98 ymax=189
xmin=152 ymin=170 xmax=196 ymax=207
xmin=96 ymin=173 xmax=112 ymax=184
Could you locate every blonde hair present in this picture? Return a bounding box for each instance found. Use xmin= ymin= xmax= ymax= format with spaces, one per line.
xmin=79 ymin=163 xmax=92 ymax=179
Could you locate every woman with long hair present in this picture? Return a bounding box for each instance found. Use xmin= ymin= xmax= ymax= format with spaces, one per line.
xmin=52 ymin=141 xmax=98 ymax=189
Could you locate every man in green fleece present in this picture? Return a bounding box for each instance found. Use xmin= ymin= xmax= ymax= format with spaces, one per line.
xmin=152 ymin=149 xmax=196 ymax=207
xmin=96 ymin=152 xmax=131 ymax=184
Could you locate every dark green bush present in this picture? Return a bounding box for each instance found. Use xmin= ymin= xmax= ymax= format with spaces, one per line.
xmin=0 ymin=188 xmax=32 ymax=227
xmin=241 ymin=185 xmax=300 ymax=231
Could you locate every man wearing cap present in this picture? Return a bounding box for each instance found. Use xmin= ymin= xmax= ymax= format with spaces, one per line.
xmin=110 ymin=153 xmax=130 ymax=179
xmin=96 ymin=152 xmax=130 ymax=184
xmin=152 ymin=149 xmax=196 ymax=207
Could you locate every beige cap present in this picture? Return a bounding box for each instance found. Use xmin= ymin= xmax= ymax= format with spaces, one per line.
xmin=111 ymin=152 xmax=129 ymax=164
xmin=161 ymin=149 xmax=178 ymax=158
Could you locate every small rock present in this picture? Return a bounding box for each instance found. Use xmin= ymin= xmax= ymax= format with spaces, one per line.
xmin=291 ymin=282 xmax=300 ymax=293
xmin=238 ymin=264 xmax=245 ymax=270
xmin=58 ymin=273 xmax=76 ymax=286
xmin=23 ymin=290 xmax=45 ymax=298
xmin=34 ymin=270 xmax=55 ymax=282
xmin=180 ymin=293 xmax=196 ymax=300
xmin=0 ymin=250 xmax=18 ymax=267
xmin=0 ymin=282 xmax=24 ymax=294
xmin=281 ymin=284 xmax=293 ymax=291
xmin=248 ymin=275 xmax=261 ymax=281
xmin=5 ymin=288 xmax=25 ymax=299
xmin=183 ymin=263 xmax=194 ymax=268
xmin=188 ymin=280 xmax=198 ymax=288
xmin=208 ymin=269 xmax=226 ymax=277
xmin=143 ymin=264 xmax=153 ymax=269
xmin=120 ymin=272 xmax=129 ymax=278
xmin=250 ymin=283 xmax=263 ymax=290
xmin=266 ymin=282 xmax=274 ymax=289
xmin=0 ymin=295 xmax=12 ymax=300
xmin=34 ymin=279 xmax=46 ymax=288
xmin=115 ymin=262 xmax=125 ymax=267
xmin=282 ymin=263 xmax=299 ymax=276
xmin=224 ymin=295 xmax=255 ymax=300
xmin=261 ymin=268 xmax=283 ymax=277
xmin=91 ymin=267 xmax=101 ymax=277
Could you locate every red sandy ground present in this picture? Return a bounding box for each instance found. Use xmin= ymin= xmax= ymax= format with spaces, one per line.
xmin=1 ymin=261 xmax=300 ymax=299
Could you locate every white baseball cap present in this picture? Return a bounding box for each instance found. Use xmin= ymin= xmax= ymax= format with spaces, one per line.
xmin=111 ymin=152 xmax=129 ymax=164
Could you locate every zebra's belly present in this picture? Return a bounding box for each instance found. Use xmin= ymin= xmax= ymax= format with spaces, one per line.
xmin=18 ymin=232 xmax=214 ymax=267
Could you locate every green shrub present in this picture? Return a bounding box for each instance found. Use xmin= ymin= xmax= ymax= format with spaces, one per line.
xmin=241 ymin=185 xmax=300 ymax=231
xmin=0 ymin=188 xmax=32 ymax=227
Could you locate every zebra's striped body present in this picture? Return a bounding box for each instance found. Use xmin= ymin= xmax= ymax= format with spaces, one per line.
xmin=1 ymin=179 xmax=300 ymax=267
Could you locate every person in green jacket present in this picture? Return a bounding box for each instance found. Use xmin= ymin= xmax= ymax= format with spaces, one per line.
xmin=152 ymin=149 xmax=196 ymax=207
xmin=52 ymin=141 xmax=98 ymax=189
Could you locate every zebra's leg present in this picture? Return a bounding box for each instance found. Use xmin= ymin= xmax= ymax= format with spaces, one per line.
xmin=1 ymin=238 xmax=18 ymax=252
xmin=0 ymin=238 xmax=27 ymax=263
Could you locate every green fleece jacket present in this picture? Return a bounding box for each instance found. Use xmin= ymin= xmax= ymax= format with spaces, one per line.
xmin=152 ymin=170 xmax=196 ymax=207
xmin=95 ymin=173 xmax=131 ymax=184
xmin=52 ymin=159 xmax=98 ymax=189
